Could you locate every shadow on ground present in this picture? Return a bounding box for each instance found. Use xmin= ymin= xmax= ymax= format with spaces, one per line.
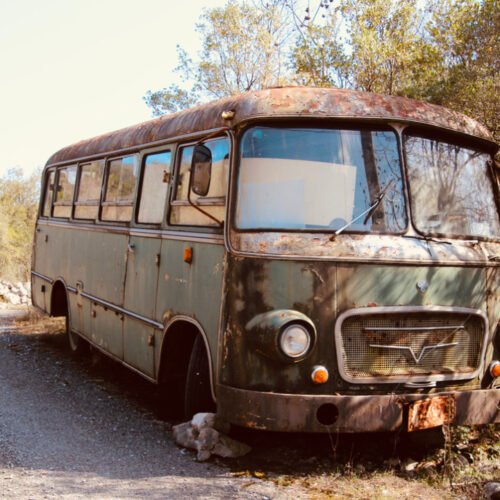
xmin=4 ymin=313 xmax=447 ymax=476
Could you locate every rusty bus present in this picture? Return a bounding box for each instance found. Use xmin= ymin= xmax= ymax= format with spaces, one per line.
xmin=32 ymin=87 xmax=500 ymax=432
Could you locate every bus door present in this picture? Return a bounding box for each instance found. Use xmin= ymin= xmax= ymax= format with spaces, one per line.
xmin=88 ymin=155 xmax=140 ymax=359
xmin=123 ymin=151 xmax=172 ymax=378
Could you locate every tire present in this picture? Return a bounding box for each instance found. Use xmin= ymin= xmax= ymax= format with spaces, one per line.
xmin=184 ymin=335 xmax=215 ymax=419
xmin=66 ymin=316 xmax=88 ymax=356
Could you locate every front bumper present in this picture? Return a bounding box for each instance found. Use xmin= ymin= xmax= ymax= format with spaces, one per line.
xmin=217 ymin=384 xmax=500 ymax=433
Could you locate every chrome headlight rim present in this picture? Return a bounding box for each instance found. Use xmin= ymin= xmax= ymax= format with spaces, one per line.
xmin=278 ymin=322 xmax=313 ymax=360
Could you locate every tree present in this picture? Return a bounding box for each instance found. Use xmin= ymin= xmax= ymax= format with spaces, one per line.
xmin=423 ymin=0 xmax=499 ymax=142
xmin=144 ymin=0 xmax=498 ymax=142
xmin=144 ymin=0 xmax=292 ymax=116
xmin=0 ymin=168 xmax=40 ymax=282
xmin=288 ymin=0 xmax=438 ymax=95
xmin=289 ymin=1 xmax=350 ymax=87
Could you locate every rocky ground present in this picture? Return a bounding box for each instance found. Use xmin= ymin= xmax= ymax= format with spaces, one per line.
xmin=0 ymin=305 xmax=498 ymax=499
xmin=0 ymin=281 xmax=30 ymax=306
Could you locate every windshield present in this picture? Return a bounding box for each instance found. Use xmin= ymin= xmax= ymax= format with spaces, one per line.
xmin=236 ymin=127 xmax=407 ymax=232
xmin=405 ymin=134 xmax=500 ymax=239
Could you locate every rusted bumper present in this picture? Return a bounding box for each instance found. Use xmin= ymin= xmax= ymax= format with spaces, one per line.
xmin=217 ymin=385 xmax=500 ymax=433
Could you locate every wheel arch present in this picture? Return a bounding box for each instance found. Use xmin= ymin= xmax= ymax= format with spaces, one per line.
xmin=50 ymin=278 xmax=70 ymax=318
xmin=158 ymin=315 xmax=216 ymax=403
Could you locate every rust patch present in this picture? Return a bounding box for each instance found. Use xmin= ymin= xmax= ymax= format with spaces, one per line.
xmin=46 ymin=87 xmax=495 ymax=166
xmin=407 ymin=395 xmax=456 ymax=432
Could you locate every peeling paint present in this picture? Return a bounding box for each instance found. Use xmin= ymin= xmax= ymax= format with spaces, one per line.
xmin=46 ymin=87 xmax=495 ymax=166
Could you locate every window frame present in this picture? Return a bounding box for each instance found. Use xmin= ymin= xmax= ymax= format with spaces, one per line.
xmin=135 ymin=147 xmax=173 ymax=226
xmin=41 ymin=168 xmax=56 ymax=218
xmin=52 ymin=165 xmax=78 ymax=219
xmin=169 ymin=134 xmax=231 ymax=229
xmin=231 ymin=122 xmax=408 ymax=235
xmin=100 ymin=153 xmax=139 ymax=224
xmin=403 ymin=126 xmax=500 ymax=242
xmin=73 ymin=159 xmax=105 ymax=222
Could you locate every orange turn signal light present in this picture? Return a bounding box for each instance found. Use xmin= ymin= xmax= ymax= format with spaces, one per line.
xmin=183 ymin=246 xmax=193 ymax=264
xmin=490 ymin=361 xmax=500 ymax=378
xmin=311 ymin=365 xmax=329 ymax=384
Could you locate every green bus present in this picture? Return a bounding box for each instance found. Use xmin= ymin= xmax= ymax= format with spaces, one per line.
xmin=32 ymin=87 xmax=500 ymax=432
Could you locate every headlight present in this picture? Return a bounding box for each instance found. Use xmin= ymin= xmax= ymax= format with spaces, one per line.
xmin=279 ymin=324 xmax=311 ymax=358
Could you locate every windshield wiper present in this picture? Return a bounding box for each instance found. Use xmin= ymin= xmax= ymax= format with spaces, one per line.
xmin=330 ymin=180 xmax=394 ymax=241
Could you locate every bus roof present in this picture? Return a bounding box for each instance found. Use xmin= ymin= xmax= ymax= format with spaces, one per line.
xmin=46 ymin=86 xmax=495 ymax=166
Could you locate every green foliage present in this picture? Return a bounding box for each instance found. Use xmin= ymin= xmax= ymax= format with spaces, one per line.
xmin=144 ymin=83 xmax=200 ymax=117
xmin=143 ymin=0 xmax=291 ymax=115
xmin=291 ymin=6 xmax=349 ymax=87
xmin=144 ymin=0 xmax=499 ymax=142
xmin=0 ymin=168 xmax=40 ymax=282
xmin=421 ymin=0 xmax=500 ymax=142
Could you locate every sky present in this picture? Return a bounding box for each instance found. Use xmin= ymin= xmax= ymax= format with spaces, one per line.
xmin=0 ymin=0 xmax=228 ymax=177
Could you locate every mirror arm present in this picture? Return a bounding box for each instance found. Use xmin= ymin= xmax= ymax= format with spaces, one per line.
xmin=187 ymin=169 xmax=223 ymax=227
xmin=195 ymin=127 xmax=231 ymax=145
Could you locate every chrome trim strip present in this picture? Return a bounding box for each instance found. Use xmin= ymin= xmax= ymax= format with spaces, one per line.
xmin=223 ymin=246 xmax=498 ymax=267
xmin=31 ymin=271 xmax=54 ymax=284
xmin=369 ymin=342 xmax=459 ymax=364
xmin=36 ymin=219 xmax=224 ymax=244
xmin=81 ymin=291 xmax=163 ymax=330
xmin=66 ymin=286 xmax=77 ymax=294
xmin=334 ymin=305 xmax=489 ymax=385
xmin=69 ymin=328 xmax=157 ymax=384
xmin=363 ymin=325 xmax=465 ymax=332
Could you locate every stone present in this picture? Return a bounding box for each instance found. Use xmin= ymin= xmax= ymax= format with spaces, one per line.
xmin=191 ymin=412 xmax=216 ymax=432
xmin=6 ymin=293 xmax=21 ymax=305
xmin=172 ymin=414 xmax=251 ymax=462
xmin=172 ymin=422 xmax=197 ymax=450
xmin=484 ymin=482 xmax=500 ymax=500
xmin=403 ymin=460 xmax=418 ymax=472
xmin=191 ymin=412 xmax=231 ymax=434
xmin=212 ymin=433 xmax=251 ymax=459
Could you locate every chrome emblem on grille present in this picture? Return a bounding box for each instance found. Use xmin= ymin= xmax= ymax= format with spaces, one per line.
xmin=369 ymin=342 xmax=458 ymax=364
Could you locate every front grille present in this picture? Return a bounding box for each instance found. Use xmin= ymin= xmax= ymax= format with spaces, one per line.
xmin=336 ymin=308 xmax=486 ymax=383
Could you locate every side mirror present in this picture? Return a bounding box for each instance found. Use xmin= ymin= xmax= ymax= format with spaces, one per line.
xmin=191 ymin=144 xmax=212 ymax=197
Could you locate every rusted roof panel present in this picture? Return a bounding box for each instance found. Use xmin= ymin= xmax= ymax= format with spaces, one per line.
xmin=46 ymin=87 xmax=495 ymax=166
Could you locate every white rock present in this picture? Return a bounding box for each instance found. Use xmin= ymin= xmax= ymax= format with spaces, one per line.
xmin=483 ymin=482 xmax=500 ymax=499
xmin=212 ymin=433 xmax=251 ymax=459
xmin=191 ymin=412 xmax=216 ymax=432
xmin=172 ymin=414 xmax=250 ymax=462
xmin=6 ymin=293 xmax=21 ymax=305
xmin=403 ymin=460 xmax=418 ymax=472
xmin=172 ymin=422 xmax=197 ymax=450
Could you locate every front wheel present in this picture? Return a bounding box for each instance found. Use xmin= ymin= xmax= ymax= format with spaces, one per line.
xmin=184 ymin=335 xmax=215 ymax=419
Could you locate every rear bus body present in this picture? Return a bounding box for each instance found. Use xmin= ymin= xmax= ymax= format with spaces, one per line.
xmin=32 ymin=87 xmax=500 ymax=432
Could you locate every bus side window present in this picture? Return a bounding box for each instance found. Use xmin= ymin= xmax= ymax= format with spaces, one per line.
xmin=74 ymin=160 xmax=104 ymax=220
xmin=42 ymin=170 xmax=55 ymax=217
xmin=101 ymin=155 xmax=138 ymax=222
xmin=170 ymin=137 xmax=229 ymax=227
xmin=53 ymin=165 xmax=77 ymax=218
xmin=138 ymin=151 xmax=171 ymax=224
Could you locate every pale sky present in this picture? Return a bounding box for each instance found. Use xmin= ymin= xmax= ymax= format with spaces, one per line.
xmin=0 ymin=0 xmax=228 ymax=177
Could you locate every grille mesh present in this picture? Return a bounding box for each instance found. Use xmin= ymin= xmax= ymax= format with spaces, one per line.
xmin=339 ymin=312 xmax=483 ymax=380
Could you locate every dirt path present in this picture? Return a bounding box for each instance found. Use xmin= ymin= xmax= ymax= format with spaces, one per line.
xmin=0 ymin=308 xmax=497 ymax=499
xmin=0 ymin=309 xmax=298 ymax=499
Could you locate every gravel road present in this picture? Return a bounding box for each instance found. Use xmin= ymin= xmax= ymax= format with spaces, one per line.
xmin=2 ymin=308 xmax=495 ymax=500
xmin=0 ymin=309 xmax=302 ymax=499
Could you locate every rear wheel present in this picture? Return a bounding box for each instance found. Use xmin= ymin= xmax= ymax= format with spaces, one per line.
xmin=67 ymin=321 xmax=88 ymax=356
xmin=184 ymin=335 xmax=215 ymax=419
